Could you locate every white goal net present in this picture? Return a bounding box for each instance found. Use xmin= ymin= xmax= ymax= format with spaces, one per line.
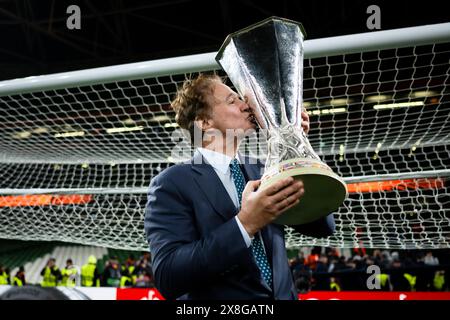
xmin=0 ymin=23 xmax=449 ymax=250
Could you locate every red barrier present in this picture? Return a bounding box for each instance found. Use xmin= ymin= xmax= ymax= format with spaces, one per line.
xmin=116 ymin=288 xmax=165 ymax=300
xmin=113 ymin=288 xmax=450 ymax=300
xmin=73 ymin=287 xmax=450 ymax=300
xmin=299 ymin=291 xmax=450 ymax=300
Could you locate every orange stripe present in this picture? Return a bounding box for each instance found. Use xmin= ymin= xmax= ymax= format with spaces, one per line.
xmin=0 ymin=178 xmax=444 ymax=207
xmin=0 ymin=194 xmax=93 ymax=207
xmin=347 ymin=178 xmax=445 ymax=193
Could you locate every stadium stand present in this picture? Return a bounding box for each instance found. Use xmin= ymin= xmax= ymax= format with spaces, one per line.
xmin=0 ymin=239 xmax=139 ymax=285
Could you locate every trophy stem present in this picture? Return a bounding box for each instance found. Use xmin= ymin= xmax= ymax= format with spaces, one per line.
xmin=265 ymin=124 xmax=321 ymax=171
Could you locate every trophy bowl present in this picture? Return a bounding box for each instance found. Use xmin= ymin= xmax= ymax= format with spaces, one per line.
xmin=216 ymin=17 xmax=347 ymax=225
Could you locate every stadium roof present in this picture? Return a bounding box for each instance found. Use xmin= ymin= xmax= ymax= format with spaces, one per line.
xmin=0 ymin=0 xmax=449 ymax=81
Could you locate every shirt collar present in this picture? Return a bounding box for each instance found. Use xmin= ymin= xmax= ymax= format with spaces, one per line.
xmin=196 ymin=147 xmax=240 ymax=175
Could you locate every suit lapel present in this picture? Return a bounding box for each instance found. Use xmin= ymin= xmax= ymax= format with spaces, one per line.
xmin=240 ymin=156 xmax=263 ymax=182
xmin=191 ymin=152 xmax=238 ymax=221
xmin=263 ymin=224 xmax=284 ymax=296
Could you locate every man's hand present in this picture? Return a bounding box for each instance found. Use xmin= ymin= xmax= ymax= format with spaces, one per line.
xmin=237 ymin=177 xmax=305 ymax=237
xmin=301 ymin=111 xmax=310 ymax=134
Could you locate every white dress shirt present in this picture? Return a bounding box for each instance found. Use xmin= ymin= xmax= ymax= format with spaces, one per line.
xmin=196 ymin=147 xmax=255 ymax=247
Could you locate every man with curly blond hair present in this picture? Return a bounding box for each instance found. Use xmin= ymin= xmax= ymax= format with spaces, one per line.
xmin=144 ymin=73 xmax=335 ymax=300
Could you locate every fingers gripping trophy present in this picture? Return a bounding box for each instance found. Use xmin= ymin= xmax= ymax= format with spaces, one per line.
xmin=216 ymin=17 xmax=347 ymax=225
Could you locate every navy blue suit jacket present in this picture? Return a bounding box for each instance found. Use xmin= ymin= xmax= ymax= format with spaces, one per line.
xmin=144 ymin=152 xmax=335 ymax=300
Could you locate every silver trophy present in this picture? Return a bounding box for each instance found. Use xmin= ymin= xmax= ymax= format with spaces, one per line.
xmin=216 ymin=17 xmax=347 ymax=225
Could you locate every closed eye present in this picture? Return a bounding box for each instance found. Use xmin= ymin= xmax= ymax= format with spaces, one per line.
xmin=227 ymin=93 xmax=244 ymax=105
xmin=228 ymin=94 xmax=240 ymax=104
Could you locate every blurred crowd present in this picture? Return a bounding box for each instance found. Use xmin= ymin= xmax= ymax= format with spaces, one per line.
xmin=3 ymin=248 xmax=450 ymax=293
xmin=289 ymin=247 xmax=450 ymax=293
xmin=0 ymin=252 xmax=154 ymax=288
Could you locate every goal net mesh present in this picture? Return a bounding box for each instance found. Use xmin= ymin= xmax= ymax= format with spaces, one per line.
xmin=0 ymin=30 xmax=449 ymax=250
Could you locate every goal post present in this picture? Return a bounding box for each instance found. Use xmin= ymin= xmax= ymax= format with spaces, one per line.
xmin=0 ymin=23 xmax=449 ymax=250
xmin=1 ymin=23 xmax=449 ymax=97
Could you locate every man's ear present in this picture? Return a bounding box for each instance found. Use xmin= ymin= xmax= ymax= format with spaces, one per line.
xmin=194 ymin=118 xmax=212 ymax=131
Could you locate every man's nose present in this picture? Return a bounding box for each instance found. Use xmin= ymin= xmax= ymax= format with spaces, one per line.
xmin=239 ymin=97 xmax=250 ymax=111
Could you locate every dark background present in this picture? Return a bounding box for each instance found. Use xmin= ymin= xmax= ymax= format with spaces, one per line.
xmin=0 ymin=0 xmax=449 ymax=81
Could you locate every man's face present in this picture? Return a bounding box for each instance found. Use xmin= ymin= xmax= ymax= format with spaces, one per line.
xmin=206 ymin=82 xmax=256 ymax=136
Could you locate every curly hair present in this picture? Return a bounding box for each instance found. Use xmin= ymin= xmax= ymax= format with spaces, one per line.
xmin=171 ymin=73 xmax=223 ymax=145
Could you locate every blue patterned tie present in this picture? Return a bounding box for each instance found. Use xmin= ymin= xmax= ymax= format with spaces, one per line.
xmin=229 ymin=158 xmax=273 ymax=288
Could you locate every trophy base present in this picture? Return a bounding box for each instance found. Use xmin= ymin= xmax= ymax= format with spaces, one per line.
xmin=259 ymin=158 xmax=347 ymax=226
